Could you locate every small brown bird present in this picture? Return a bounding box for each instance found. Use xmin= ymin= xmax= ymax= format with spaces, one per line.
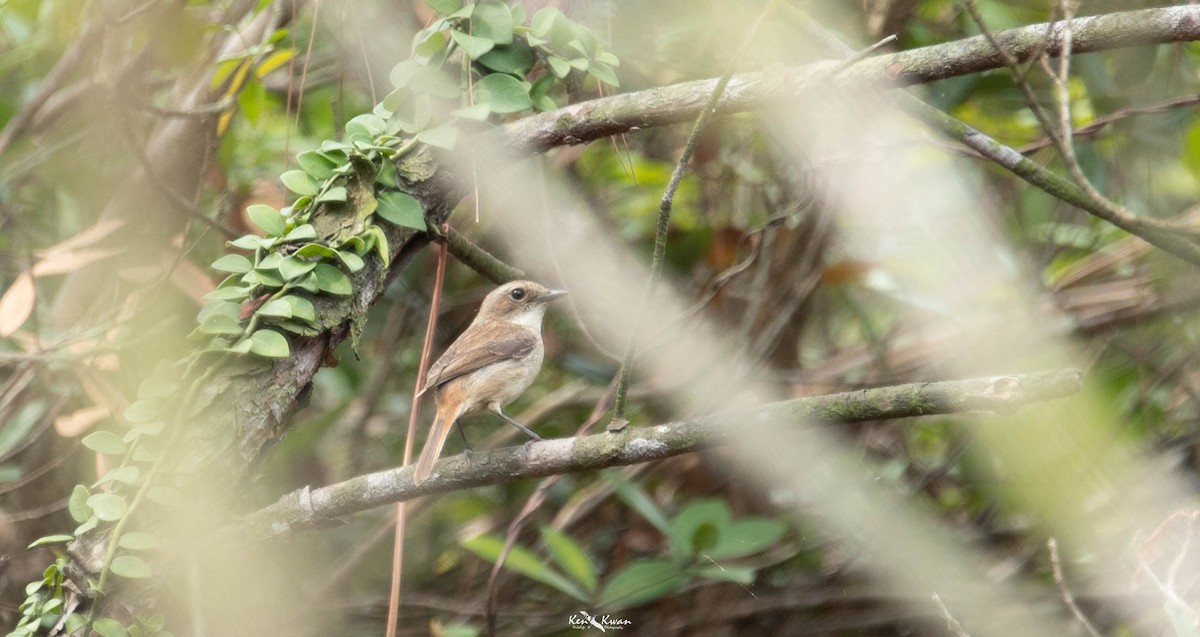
xmin=412 ymin=280 xmax=567 ymax=485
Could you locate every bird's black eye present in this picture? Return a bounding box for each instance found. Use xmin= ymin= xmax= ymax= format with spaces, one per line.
xmin=510 ymin=288 xmax=526 ymax=301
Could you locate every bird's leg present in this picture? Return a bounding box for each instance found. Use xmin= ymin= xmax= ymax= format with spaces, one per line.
xmin=490 ymin=405 xmax=542 ymax=441
xmin=455 ymin=421 xmax=473 ymax=460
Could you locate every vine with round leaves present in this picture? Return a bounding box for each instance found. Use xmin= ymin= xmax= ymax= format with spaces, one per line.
xmin=9 ymin=2 xmax=618 ymax=635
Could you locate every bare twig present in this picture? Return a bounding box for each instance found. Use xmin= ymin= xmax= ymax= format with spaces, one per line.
xmin=386 ymin=227 xmax=449 ymax=637
xmin=1047 ymin=537 xmax=1104 ymax=637
xmin=609 ymin=0 xmax=785 ymax=428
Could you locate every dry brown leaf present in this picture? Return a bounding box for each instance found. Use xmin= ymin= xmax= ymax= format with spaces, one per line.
xmin=31 ymin=247 xmax=122 ymax=277
xmin=55 ymin=405 xmax=110 ymax=437
xmin=34 ymin=219 xmax=124 ymax=258
xmin=0 ymin=271 xmax=36 ymax=337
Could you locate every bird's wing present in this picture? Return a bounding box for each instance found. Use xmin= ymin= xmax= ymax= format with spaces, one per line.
xmin=422 ymin=329 xmax=538 ymax=393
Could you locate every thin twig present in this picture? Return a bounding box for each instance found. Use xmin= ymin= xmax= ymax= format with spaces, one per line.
xmin=1015 ymin=93 xmax=1200 ymax=155
xmin=385 ymin=227 xmax=449 ymax=637
xmin=931 ymin=592 xmax=972 ymax=637
xmin=609 ymin=0 xmax=784 ymax=429
xmin=1047 ymin=538 xmax=1104 ymax=637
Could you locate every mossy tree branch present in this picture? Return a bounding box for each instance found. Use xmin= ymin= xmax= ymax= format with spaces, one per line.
xmin=235 ymin=369 xmax=1082 ymax=540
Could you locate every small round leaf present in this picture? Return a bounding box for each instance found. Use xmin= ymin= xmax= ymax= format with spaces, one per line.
xmin=211 ymin=254 xmax=252 ymax=274
xmin=375 ymin=192 xmax=426 ymax=230
xmin=248 ymin=329 xmax=290 ymax=358
xmin=110 ymin=555 xmax=152 ymax=579
xmin=93 ymin=618 xmax=129 ymax=637
xmin=280 ymin=171 xmax=319 ymax=197
xmin=473 ymin=73 xmax=532 ymax=113
xmin=246 ymin=204 xmax=286 ymax=236
xmin=87 ymin=493 xmax=128 ymax=522
xmin=82 ymin=431 xmax=127 ymax=456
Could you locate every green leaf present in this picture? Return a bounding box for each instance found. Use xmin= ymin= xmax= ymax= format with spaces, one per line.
xmin=547 ymin=55 xmax=571 ymax=78
xmin=531 ymin=7 xmax=562 ymax=36
xmin=123 ymin=399 xmax=165 ymax=423
xmin=450 ymin=29 xmax=495 ymax=59
xmin=530 ymin=73 xmax=558 ymax=112
xmin=211 ymin=254 xmax=252 ymax=274
xmin=247 ymin=204 xmax=286 ymax=236
xmin=27 ymin=534 xmax=74 ymax=549
xmin=282 ymin=295 xmax=316 ymax=322
xmin=670 ymin=500 xmax=731 ymax=559
xmin=708 ymin=518 xmax=786 ymax=560
xmin=541 ymin=527 xmax=597 ymax=594
xmin=110 ymin=555 xmax=152 ymax=579
xmin=280 ymin=170 xmax=319 ymax=197
xmin=294 ymin=243 xmax=338 ymax=259
xmin=296 ymin=150 xmax=336 ymax=180
xmin=210 ymin=57 xmax=245 ymax=90
xmin=237 ymin=77 xmax=267 ymax=124
xmin=68 ymin=485 xmax=92 ymax=523
xmin=416 ymin=125 xmax=458 ymax=150
xmin=313 ymin=263 xmax=352 ymax=295
xmin=93 ymin=618 xmax=129 ymax=637
xmin=274 ymin=319 xmax=321 ymax=336
xmin=256 ymin=299 xmax=293 ymax=318
xmin=461 ymin=535 xmax=588 ymax=601
xmin=426 ymin=0 xmax=463 ymax=15
xmin=243 ymin=267 xmax=284 ymax=288
xmin=118 ymin=532 xmax=159 ymax=551
xmin=473 ymin=73 xmax=532 ymax=113
xmin=74 ymin=515 xmax=99 ymax=536
xmin=346 ymin=113 xmax=387 ymax=137
xmin=87 ymin=493 xmax=128 ymax=522
xmin=192 ymin=312 xmax=243 ymax=337
xmin=279 ymin=256 xmax=317 ymax=280
xmin=605 ymin=471 xmax=671 ymax=534
xmin=414 ymin=29 xmax=448 ymax=61
xmin=316 ymin=186 xmax=347 ymax=203
xmin=336 ymin=251 xmax=365 ymax=273
xmin=65 ymin=613 xmax=88 ymax=634
xmin=471 ymin=1 xmax=514 ymax=45
xmin=366 ymin=225 xmax=390 ymax=267
xmin=478 ymin=41 xmax=535 ymax=75
xmin=375 ymin=192 xmax=426 ymax=230
xmin=227 ymin=234 xmax=263 ymax=250
xmin=82 ymin=431 xmax=126 ymax=456
xmin=248 ymin=329 xmax=290 ymax=358
xmin=597 ymin=558 xmax=687 ymax=609
xmin=589 ymin=61 xmax=619 ymax=87
xmin=293 ymin=272 xmax=320 ymax=294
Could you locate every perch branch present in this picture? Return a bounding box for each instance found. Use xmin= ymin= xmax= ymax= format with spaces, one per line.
xmin=234 ymin=369 xmax=1082 ymax=540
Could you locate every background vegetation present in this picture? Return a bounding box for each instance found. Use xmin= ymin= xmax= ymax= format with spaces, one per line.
xmin=3 ymin=0 xmax=1200 ymax=635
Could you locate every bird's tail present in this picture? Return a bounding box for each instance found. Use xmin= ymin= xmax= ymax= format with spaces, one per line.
xmin=413 ymin=402 xmax=464 ymax=485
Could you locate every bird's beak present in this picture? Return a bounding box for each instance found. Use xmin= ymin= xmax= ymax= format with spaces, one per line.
xmin=543 ymin=289 xmax=568 ymax=302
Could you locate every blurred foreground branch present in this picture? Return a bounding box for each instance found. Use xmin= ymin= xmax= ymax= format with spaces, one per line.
xmin=237 ymin=369 xmax=1082 ymax=540
xmin=503 ymin=6 xmax=1200 ymax=152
